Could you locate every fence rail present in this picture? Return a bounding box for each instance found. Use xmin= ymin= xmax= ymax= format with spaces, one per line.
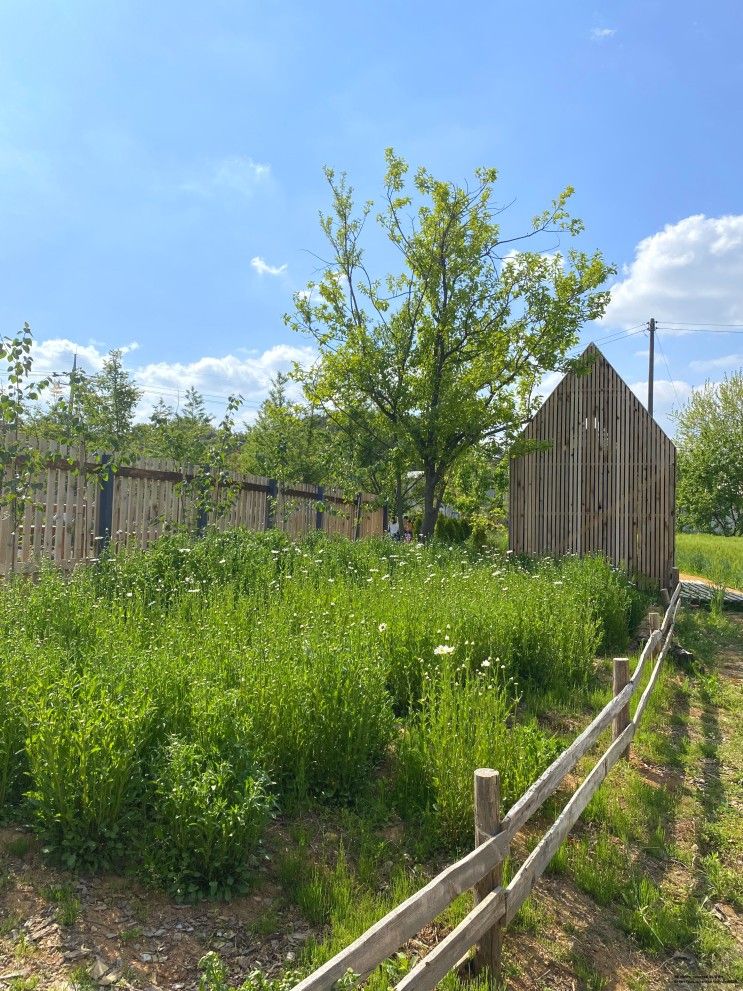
xmin=0 ymin=440 xmax=384 ymax=575
xmin=292 ymin=584 xmax=682 ymax=991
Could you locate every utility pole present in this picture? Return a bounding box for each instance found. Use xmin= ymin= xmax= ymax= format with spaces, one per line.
xmin=69 ymin=352 xmax=78 ymax=419
xmin=648 ymin=317 xmax=655 ymax=419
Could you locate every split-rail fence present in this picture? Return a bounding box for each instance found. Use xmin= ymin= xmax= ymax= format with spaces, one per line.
xmin=290 ymin=584 xmax=683 ymax=991
xmin=0 ymin=439 xmax=384 ymax=575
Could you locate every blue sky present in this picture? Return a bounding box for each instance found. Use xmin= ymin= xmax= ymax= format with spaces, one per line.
xmin=1 ymin=1 xmax=742 ymax=433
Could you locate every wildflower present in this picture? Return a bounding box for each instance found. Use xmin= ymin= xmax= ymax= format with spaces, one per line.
xmin=434 ymin=644 xmax=456 ymax=655
xmin=481 ymin=659 xmax=491 ymax=668
xmin=378 ymin=623 xmax=388 ymax=633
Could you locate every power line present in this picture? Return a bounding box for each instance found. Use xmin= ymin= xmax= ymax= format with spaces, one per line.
xmin=658 ymin=323 xmax=743 ymax=334
xmin=592 ymin=327 xmax=647 ymax=347
xmin=659 ymin=320 xmax=743 ymax=329
xmin=29 ymin=369 xmax=264 ymax=409
xmin=655 ymin=329 xmax=680 ymax=406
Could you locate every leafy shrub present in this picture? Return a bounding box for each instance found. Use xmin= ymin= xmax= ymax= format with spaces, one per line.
xmin=394 ymin=658 xmax=558 ymax=847
xmin=149 ymin=738 xmax=274 ymax=900
xmin=23 ymin=670 xmax=154 ymax=868
xmin=0 ymin=652 xmax=27 ymax=814
xmin=0 ymin=530 xmax=645 ymax=882
xmin=434 ymin=516 xmax=472 ymax=543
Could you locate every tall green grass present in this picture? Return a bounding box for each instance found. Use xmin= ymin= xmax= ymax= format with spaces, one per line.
xmin=0 ymin=530 xmax=645 ymax=890
xmin=676 ymin=533 xmax=743 ymax=589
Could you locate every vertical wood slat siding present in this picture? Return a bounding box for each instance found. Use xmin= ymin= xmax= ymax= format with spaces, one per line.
xmin=509 ymin=346 xmax=676 ymax=588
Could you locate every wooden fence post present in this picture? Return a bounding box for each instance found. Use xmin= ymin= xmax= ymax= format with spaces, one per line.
xmin=353 ymin=492 xmax=363 ymax=541
xmin=96 ymin=456 xmax=115 ymax=554
xmin=648 ymin=612 xmax=661 ymax=655
xmin=660 ymin=587 xmax=671 ymax=607
xmin=473 ymin=769 xmax=502 ymax=980
xmin=316 ymin=486 xmax=324 ymax=531
xmin=265 ymin=479 xmax=278 ymax=530
xmin=612 ymin=658 xmax=630 ymax=760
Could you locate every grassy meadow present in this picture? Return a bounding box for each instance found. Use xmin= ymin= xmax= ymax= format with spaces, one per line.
xmin=0 ymin=531 xmax=647 ymax=901
xmin=676 ymin=533 xmax=743 ymax=590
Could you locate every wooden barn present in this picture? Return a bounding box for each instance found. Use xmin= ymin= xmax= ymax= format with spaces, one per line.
xmin=509 ymin=344 xmax=677 ymax=589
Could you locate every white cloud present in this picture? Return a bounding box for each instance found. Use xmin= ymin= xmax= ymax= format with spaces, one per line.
xmin=629 ymin=379 xmax=693 ymax=407
xmin=134 ymin=344 xmax=314 ymax=410
xmin=689 ymin=353 xmax=743 ymax=372
xmin=590 ymin=27 xmax=616 ymax=40
xmin=181 ymin=155 xmax=271 ymax=199
xmin=251 ymin=256 xmax=288 ymax=277
xmin=629 ymin=378 xmax=694 ymax=435
xmin=31 ymin=338 xmax=140 ymax=375
xmin=29 ymin=337 xmax=316 ymax=423
xmin=602 ymin=214 xmax=743 ymax=331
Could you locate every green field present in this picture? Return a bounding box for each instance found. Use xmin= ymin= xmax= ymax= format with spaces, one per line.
xmin=676 ymin=533 xmax=743 ymax=590
xmin=0 ymin=531 xmax=646 ymax=899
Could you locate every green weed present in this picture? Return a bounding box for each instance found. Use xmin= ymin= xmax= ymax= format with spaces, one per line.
xmin=4 ymin=834 xmax=32 ymax=858
xmin=0 ymin=531 xmax=645 ymax=887
xmin=43 ymin=882 xmax=82 ymax=925
xmin=701 ymin=851 xmax=743 ymax=909
xmin=676 ymin=533 xmax=743 ymax=590
xmin=68 ymin=965 xmax=96 ymax=991
xmin=570 ymin=953 xmax=608 ymax=991
xmin=146 ymin=736 xmax=273 ymax=900
xmin=0 ymin=910 xmax=22 ymax=937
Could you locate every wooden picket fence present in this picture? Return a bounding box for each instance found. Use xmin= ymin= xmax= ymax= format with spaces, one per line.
xmin=291 ymin=584 xmax=683 ymax=991
xmin=0 ymin=439 xmax=384 ymax=575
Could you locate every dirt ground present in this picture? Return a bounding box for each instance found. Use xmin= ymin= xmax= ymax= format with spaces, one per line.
xmin=1 ymin=614 xmax=741 ymax=991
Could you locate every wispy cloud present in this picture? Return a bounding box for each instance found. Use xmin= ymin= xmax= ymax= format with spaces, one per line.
xmin=251 ymin=256 xmax=287 ymax=277
xmin=689 ymin=353 xmax=743 ymax=372
xmin=590 ymin=26 xmax=616 ymax=40
xmin=181 ymin=155 xmax=271 ymax=199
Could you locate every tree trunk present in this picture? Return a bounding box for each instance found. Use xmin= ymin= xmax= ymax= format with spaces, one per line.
xmin=394 ymin=468 xmax=405 ymax=533
xmin=420 ymin=469 xmax=439 ymax=541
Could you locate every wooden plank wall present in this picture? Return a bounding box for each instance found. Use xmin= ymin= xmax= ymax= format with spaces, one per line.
xmin=509 ymin=346 xmax=676 ymax=587
xmin=0 ymin=440 xmax=101 ymax=575
xmin=0 ymin=442 xmax=383 ymax=575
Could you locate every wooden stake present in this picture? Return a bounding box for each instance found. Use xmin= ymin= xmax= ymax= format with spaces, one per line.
xmin=647 ymin=612 xmax=661 ymax=656
xmin=612 ymin=658 xmax=630 ymax=760
xmin=473 ymin=769 xmax=501 ymax=981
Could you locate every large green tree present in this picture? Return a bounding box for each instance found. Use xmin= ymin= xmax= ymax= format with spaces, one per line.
xmin=673 ymin=371 xmax=743 ymax=536
xmin=287 ymin=150 xmax=614 ymax=537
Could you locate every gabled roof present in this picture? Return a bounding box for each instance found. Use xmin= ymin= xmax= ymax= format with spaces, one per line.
xmin=531 ymin=343 xmax=674 ymax=448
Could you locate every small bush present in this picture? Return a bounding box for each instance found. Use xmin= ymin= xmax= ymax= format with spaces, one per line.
xmin=23 ymin=671 xmax=153 ymax=868
xmin=0 ymin=673 xmax=26 ymax=814
xmin=394 ymin=658 xmax=558 ymax=847
xmin=148 ymin=738 xmax=274 ymax=901
xmin=619 ymin=875 xmax=697 ymax=951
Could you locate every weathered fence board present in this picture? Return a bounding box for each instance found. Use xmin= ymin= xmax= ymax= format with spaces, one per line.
xmin=0 ymin=442 xmax=383 ymax=575
xmin=509 ymin=345 xmax=676 ymax=588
